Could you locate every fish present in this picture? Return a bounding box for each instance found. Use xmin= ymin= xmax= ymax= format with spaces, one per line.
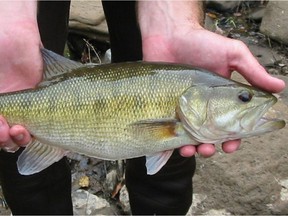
xmin=0 ymin=49 xmax=285 ymax=175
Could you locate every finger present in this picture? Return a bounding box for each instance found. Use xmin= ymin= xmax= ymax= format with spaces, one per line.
xmin=10 ymin=125 xmax=31 ymax=146
xmin=196 ymin=143 xmax=216 ymax=157
xmin=0 ymin=116 xmax=12 ymax=146
xmin=179 ymin=145 xmax=197 ymax=157
xmin=0 ymin=116 xmax=19 ymax=152
xmin=229 ymin=40 xmax=285 ymax=93
xmin=222 ymin=139 xmax=241 ymax=153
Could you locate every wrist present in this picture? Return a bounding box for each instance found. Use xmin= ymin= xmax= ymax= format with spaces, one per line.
xmin=138 ymin=1 xmax=205 ymax=62
xmin=0 ymin=1 xmax=37 ymax=23
xmin=138 ymin=1 xmax=204 ymax=40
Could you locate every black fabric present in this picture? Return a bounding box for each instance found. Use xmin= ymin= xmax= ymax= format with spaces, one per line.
xmin=102 ymin=1 xmax=196 ymax=215
xmin=126 ymin=151 xmax=196 ymax=215
xmin=37 ymin=1 xmax=71 ymax=55
xmin=0 ymin=149 xmax=73 ymax=215
xmin=102 ymin=1 xmax=142 ymax=63
xmin=0 ymin=1 xmax=73 ymax=215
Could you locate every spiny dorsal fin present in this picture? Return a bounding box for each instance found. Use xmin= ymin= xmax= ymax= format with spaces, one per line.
xmin=41 ymin=48 xmax=83 ymax=79
xmin=17 ymin=139 xmax=67 ymax=175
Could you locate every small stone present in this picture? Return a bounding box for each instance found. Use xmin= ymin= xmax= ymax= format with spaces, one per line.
xmin=72 ymin=189 xmax=110 ymax=215
xmin=247 ymin=7 xmax=266 ymax=22
xmin=186 ymin=193 xmax=207 ymax=214
xmin=279 ymin=179 xmax=288 ymax=201
xmin=119 ymin=185 xmax=131 ymax=214
xmin=104 ymin=170 xmax=118 ymax=193
xmin=79 ymin=176 xmax=90 ymax=188
xmin=260 ymin=2 xmax=288 ymax=45
xmin=203 ymin=209 xmax=232 ymax=215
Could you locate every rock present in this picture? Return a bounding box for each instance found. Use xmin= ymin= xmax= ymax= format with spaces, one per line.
xmin=260 ymin=2 xmax=288 ymax=45
xmin=119 ymin=185 xmax=131 ymax=214
xmin=104 ymin=170 xmax=118 ymax=193
xmin=69 ymin=0 xmax=109 ymax=42
xmin=79 ymin=176 xmax=90 ymax=188
xmin=206 ymin=0 xmax=241 ymax=12
xmin=72 ymin=189 xmax=110 ymax=215
xmin=67 ymin=153 xmax=90 ymax=170
xmin=70 ymin=0 xmax=104 ymax=26
xmin=247 ymin=6 xmax=266 ymax=22
xmin=203 ymin=209 xmax=232 ymax=215
xmin=102 ymin=49 xmax=111 ymax=64
xmin=279 ymin=179 xmax=288 ymax=201
xmin=186 ymin=193 xmax=207 ymax=215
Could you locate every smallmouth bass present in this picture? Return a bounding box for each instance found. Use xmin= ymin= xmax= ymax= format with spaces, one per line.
xmin=0 ymin=49 xmax=284 ymax=175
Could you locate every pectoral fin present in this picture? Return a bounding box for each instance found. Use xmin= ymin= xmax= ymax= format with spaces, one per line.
xmin=146 ymin=150 xmax=174 ymax=175
xmin=129 ymin=119 xmax=179 ymax=142
xmin=17 ymin=140 xmax=67 ymax=175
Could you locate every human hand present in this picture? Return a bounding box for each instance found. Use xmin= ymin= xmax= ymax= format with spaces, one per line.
xmin=0 ymin=1 xmax=42 ymax=151
xmin=138 ymin=1 xmax=285 ymax=158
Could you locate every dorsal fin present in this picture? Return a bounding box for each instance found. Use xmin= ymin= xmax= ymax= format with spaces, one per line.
xmin=41 ymin=48 xmax=83 ymax=79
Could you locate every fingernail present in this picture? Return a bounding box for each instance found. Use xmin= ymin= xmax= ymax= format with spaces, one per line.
xmin=15 ymin=134 xmax=24 ymax=141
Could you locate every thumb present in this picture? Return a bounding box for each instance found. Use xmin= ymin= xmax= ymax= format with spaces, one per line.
xmin=228 ymin=40 xmax=285 ymax=93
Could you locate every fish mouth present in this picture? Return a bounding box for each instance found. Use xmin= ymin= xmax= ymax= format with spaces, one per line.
xmin=252 ymin=98 xmax=286 ymax=133
xmin=241 ymin=96 xmax=285 ymax=135
xmin=255 ymin=116 xmax=285 ymax=132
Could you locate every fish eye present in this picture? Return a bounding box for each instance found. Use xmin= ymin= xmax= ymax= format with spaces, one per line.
xmin=238 ymin=90 xmax=253 ymax=103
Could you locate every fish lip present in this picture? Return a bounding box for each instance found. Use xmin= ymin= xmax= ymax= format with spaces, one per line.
xmin=253 ymin=97 xmax=286 ymax=131
xmin=256 ymin=117 xmax=286 ymax=130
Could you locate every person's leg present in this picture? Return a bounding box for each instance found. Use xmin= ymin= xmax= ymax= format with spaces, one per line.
xmin=37 ymin=1 xmax=71 ymax=55
xmin=126 ymin=151 xmax=196 ymax=215
xmin=0 ymin=1 xmax=73 ymax=215
xmin=0 ymin=149 xmax=72 ymax=215
xmin=102 ymin=1 xmax=142 ymax=63
xmin=102 ymin=1 xmax=196 ymax=214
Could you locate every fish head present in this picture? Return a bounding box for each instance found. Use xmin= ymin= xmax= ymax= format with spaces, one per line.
xmin=178 ymin=83 xmax=285 ymax=144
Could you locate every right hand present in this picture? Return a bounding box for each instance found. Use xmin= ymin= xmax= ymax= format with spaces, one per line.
xmin=0 ymin=17 xmax=42 ymax=151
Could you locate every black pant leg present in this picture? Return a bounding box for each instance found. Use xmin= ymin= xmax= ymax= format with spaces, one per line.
xmin=0 ymin=149 xmax=73 ymax=215
xmin=126 ymin=151 xmax=196 ymax=215
xmin=37 ymin=1 xmax=71 ymax=55
xmin=102 ymin=1 xmax=143 ymax=62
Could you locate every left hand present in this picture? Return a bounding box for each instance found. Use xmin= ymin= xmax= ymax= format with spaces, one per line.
xmin=142 ymin=27 xmax=285 ymax=157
